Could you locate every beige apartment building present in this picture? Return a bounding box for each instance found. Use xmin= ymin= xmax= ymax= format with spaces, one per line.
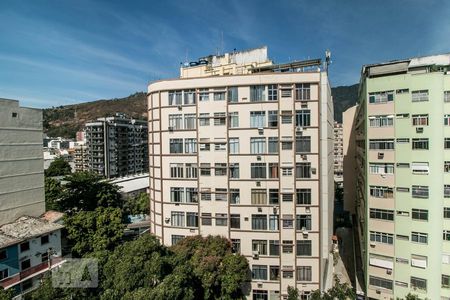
xmin=147 ymin=47 xmax=335 ymax=299
xmin=334 ymin=121 xmax=344 ymax=179
xmin=0 ymin=99 xmax=45 ymax=224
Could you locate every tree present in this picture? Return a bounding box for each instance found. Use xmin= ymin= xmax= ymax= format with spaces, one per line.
xmin=310 ymin=275 xmax=355 ymax=300
xmin=123 ymin=192 xmax=149 ymax=216
xmin=44 ymin=177 xmax=64 ymax=211
xmin=404 ymin=294 xmax=421 ymax=300
xmin=45 ymin=157 xmax=72 ymax=177
xmin=0 ymin=287 xmax=13 ymax=300
xmin=64 ymin=207 xmax=125 ymax=257
xmin=58 ymin=172 xmax=122 ymax=211
xmin=287 ymin=286 xmax=299 ymax=300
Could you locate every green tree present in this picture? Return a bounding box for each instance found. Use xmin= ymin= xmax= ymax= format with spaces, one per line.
xmin=59 ymin=172 xmax=122 ymax=211
xmin=64 ymin=207 xmax=125 ymax=257
xmin=123 ymin=192 xmax=149 ymax=216
xmin=0 ymin=287 xmax=13 ymax=300
xmin=45 ymin=157 xmax=72 ymax=177
xmin=287 ymin=286 xmax=299 ymax=300
xmin=404 ymin=294 xmax=421 ymax=300
xmin=44 ymin=177 xmax=64 ymax=211
xmin=310 ymin=275 xmax=355 ymax=300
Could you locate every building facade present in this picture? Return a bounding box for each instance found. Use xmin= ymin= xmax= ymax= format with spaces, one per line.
xmin=0 ymin=99 xmax=45 ymax=224
xmin=352 ymin=54 xmax=450 ymax=299
xmin=84 ymin=113 xmax=148 ymax=178
xmin=333 ymin=122 xmax=344 ymax=179
xmin=148 ymin=48 xmax=335 ymax=299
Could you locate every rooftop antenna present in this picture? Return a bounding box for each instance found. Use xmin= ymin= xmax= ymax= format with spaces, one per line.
xmin=220 ymin=31 xmax=224 ymax=55
xmin=325 ymin=49 xmax=332 ymax=71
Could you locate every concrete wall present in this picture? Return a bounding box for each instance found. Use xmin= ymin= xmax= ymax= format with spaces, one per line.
xmin=343 ymin=105 xmax=357 ymax=214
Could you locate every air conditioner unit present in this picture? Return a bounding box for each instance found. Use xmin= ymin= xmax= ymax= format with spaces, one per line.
xmin=416 ymin=127 xmax=423 ymax=133
xmin=257 ymin=282 xmax=263 ymax=288
xmin=168 ymin=126 xmax=174 ymax=131
xmin=177 ymin=105 xmax=182 ymax=110
xmin=258 ymin=127 xmax=264 ymax=134
xmin=257 ymin=207 xmax=262 ymax=212
xmin=252 ymin=251 xmax=260 ymax=259
xmin=273 ymin=206 xmax=278 ymax=214
xmin=376 ymin=290 xmax=381 ymax=294
xmin=257 ymin=155 xmax=262 ymax=161
xmin=378 ymin=152 xmax=384 ymax=159
xmin=305 ymin=206 xmax=311 ymax=213
xmin=256 ymin=181 xmax=261 ymax=187
xmin=302 ymin=227 xmax=309 ymax=236
xmin=386 ymin=269 xmax=392 ymax=275
xmin=369 ymin=242 xmax=376 ymax=248
xmin=164 ymin=217 xmax=170 ymax=224
xmin=296 ymin=126 xmax=303 ymax=132
xmin=302 ymin=155 xmax=307 ymax=161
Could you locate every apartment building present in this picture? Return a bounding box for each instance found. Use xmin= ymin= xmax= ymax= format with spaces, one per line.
xmin=73 ymin=144 xmax=88 ymax=172
xmin=84 ymin=113 xmax=148 ymax=178
xmin=352 ymin=54 xmax=450 ymax=299
xmin=0 ymin=99 xmax=45 ymax=224
xmin=148 ymin=47 xmax=335 ymax=299
xmin=334 ymin=122 xmax=344 ymax=178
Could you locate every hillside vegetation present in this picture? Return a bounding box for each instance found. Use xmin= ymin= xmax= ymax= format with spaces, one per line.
xmin=43 ymin=85 xmax=358 ymax=138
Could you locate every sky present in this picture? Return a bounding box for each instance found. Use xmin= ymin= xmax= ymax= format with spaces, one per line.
xmin=1 ymin=0 xmax=449 ymax=108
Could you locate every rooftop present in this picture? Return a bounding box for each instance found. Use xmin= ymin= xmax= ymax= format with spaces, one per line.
xmin=110 ymin=173 xmax=149 ymax=193
xmin=0 ymin=216 xmax=64 ymax=249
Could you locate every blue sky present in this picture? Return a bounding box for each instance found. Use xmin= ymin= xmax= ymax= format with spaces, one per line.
xmin=1 ymin=0 xmax=449 ymax=108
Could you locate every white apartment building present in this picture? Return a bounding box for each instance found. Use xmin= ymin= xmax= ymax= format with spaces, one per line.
xmin=334 ymin=122 xmax=344 ymax=179
xmin=0 ymin=99 xmax=45 ymax=224
xmin=148 ymin=47 xmax=334 ymax=299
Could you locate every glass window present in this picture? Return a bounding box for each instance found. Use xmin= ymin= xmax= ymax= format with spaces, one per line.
xmin=251 ymin=189 xmax=267 ymax=205
xmin=186 ymin=212 xmax=198 ymax=227
xmin=171 ymin=211 xmax=185 ymax=226
xmin=170 ymin=139 xmax=183 ymax=153
xmin=296 ymin=215 xmax=312 ymax=230
xmin=213 ymin=90 xmax=226 ymax=101
xmin=268 ymin=163 xmax=278 ymax=178
xmin=368 ymin=115 xmax=394 ymax=127
xmin=201 ymin=213 xmax=212 ymax=226
xmin=228 ymin=87 xmax=238 ymax=102
xmin=214 ymin=112 xmax=226 ymax=126
xmin=185 ymin=163 xmax=197 ymax=178
xmin=229 ymin=138 xmax=239 ymax=154
xmin=268 ymin=85 xmax=278 ymax=101
xmin=368 ymin=91 xmax=394 ymax=104
xmin=269 ymin=215 xmax=279 ymax=231
xmin=296 ymin=189 xmax=312 ymax=205
xmin=410 ymin=276 xmax=427 ymax=291
xmin=251 ymin=163 xmax=267 ymax=178
xmin=168 ymin=90 xmax=182 ymax=105
xmin=185 ymin=188 xmax=198 ymax=203
xmin=411 ymin=90 xmax=429 ymax=102
xmin=215 ymin=188 xmax=227 ymax=201
xmin=268 ymin=111 xmax=278 ymax=128
xmin=269 ymin=266 xmax=280 ymax=281
xmin=230 ymin=214 xmax=240 ymax=229
xmin=269 ymin=240 xmax=279 ymax=255
xmin=295 ymin=110 xmax=311 ymax=127
xmin=296 ymin=162 xmax=311 ymax=178
xmin=229 ymin=163 xmax=240 ymax=179
xmin=411 ymin=232 xmax=428 ymax=244
xmin=295 ymin=83 xmax=311 ymax=100
xmin=268 ymin=137 xmax=278 ymax=153
xmin=252 ymin=214 xmax=267 ymax=230
xmin=251 ymin=137 xmax=266 ymax=154
xmin=369 ymin=186 xmax=393 ymax=198
xmin=282 ymin=214 xmax=294 ymax=228
xmin=184 ymin=89 xmax=196 ymax=105
xmin=296 ymin=240 xmax=312 ymax=256
xmin=369 ymin=276 xmax=393 ymax=290
xmin=229 ymin=189 xmax=240 ymax=204
xmin=370 ymin=231 xmax=394 ymax=244
xmin=214 ymin=163 xmax=227 ymax=176
xmin=281 ymin=111 xmax=292 ymax=124
xmin=200 ymin=163 xmax=211 ymax=176
xmin=215 ymin=213 xmax=228 ymax=226
xmin=412 ymin=138 xmax=429 ymax=150
xmin=170 ymin=187 xmax=184 ymax=203
xmin=231 ymin=239 xmax=240 ymax=253
xmin=269 ymin=189 xmax=279 ymax=204
xmin=296 ymin=266 xmax=312 ymax=281
xmin=252 ymin=240 xmax=267 ymax=255
xmin=296 ymin=136 xmax=311 ymax=153
xmin=199 ymin=88 xmax=209 ymax=101
xmin=412 ymin=185 xmax=429 ymax=198
xmin=199 ymin=113 xmax=210 ymax=126
xmin=250 ymin=111 xmax=266 ymax=128
xmin=184 ymin=114 xmax=196 ymax=129
xmin=252 ymin=265 xmax=268 ymax=280
xmin=184 ymin=138 xmax=197 ymax=153
xmin=170 ymin=163 xmax=184 ymax=178
xmin=412 ymin=114 xmax=428 ymax=126
xmin=229 ymin=112 xmax=239 ymax=128
xmin=169 ymin=114 xmax=183 ymax=129
xmin=369 ymin=208 xmax=394 ymax=221
xmin=250 ymin=85 xmax=266 ymax=102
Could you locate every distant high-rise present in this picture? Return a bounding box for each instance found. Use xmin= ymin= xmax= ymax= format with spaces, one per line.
xmin=148 ymin=47 xmax=335 ymax=298
xmin=0 ymin=99 xmax=45 ymax=223
xmin=84 ymin=113 xmax=148 ymax=178
xmin=333 ymin=121 xmax=344 ymax=178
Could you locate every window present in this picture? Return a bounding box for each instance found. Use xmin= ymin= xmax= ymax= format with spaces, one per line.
xmin=296 ymin=136 xmax=311 ymax=153
xmin=412 ymin=114 xmax=428 ymax=126
xmin=200 ymin=142 xmax=211 ymax=152
xmin=0 ymin=250 xmax=6 ymax=261
xmin=412 ymin=138 xmax=428 ymax=150
xmin=296 ymin=189 xmax=312 ymax=204
xmin=201 ymin=213 xmax=212 ymax=226
xmin=229 ymin=138 xmax=239 ymax=154
xmin=269 ymin=266 xmax=280 ymax=281
xmin=170 ymin=139 xmax=183 ymax=153
xmin=411 ymin=232 xmax=428 ymax=244
xmin=446 ymin=138 xmax=450 ymax=149
xmin=252 ymin=240 xmax=267 ymax=255
xmin=296 ymin=266 xmax=312 ymax=281
xmin=171 ymin=211 xmax=185 ymax=226
xmin=283 ymin=269 xmax=294 ymax=279
xmin=200 ymin=163 xmax=211 ymax=176
xmin=251 ymin=189 xmax=267 ymax=205
xmin=369 ymin=276 xmax=393 ymax=290
xmin=446 ymin=162 xmax=450 ymax=173
xmin=231 ymin=239 xmax=240 ymax=253
xmin=185 ymin=163 xmax=197 ymax=178
xmin=269 ymin=240 xmax=280 ymax=255
xmin=396 ymin=138 xmax=410 ymax=143
xmin=252 ymin=290 xmax=268 ymax=300
xmin=445 ymin=91 xmax=450 ymax=102
xmin=282 ymin=214 xmax=294 ymax=228
xmin=251 ymin=137 xmax=266 ymax=154
xmin=186 ymin=212 xmax=198 ymax=227
xmin=281 ymin=88 xmax=292 ymax=98
xmin=184 ymin=114 xmax=196 ymax=129
xmin=443 ymin=275 xmax=450 ymax=289
xmin=412 ymin=209 xmax=428 ymax=221
xmin=370 ymin=231 xmax=394 ymax=245
xmin=295 ymin=110 xmax=311 ymax=127
xmin=229 ymin=163 xmax=240 ymax=179
xmin=170 ymin=187 xmax=184 ymax=204
xmin=396 ymin=187 xmax=409 ymax=193
xmin=269 ymin=189 xmax=279 ymax=204
xmin=446 ymin=185 xmax=450 ymax=198
xmin=444 ymin=230 xmax=450 ymax=241
xmin=296 ymin=214 xmax=312 ymax=230
xmin=252 ymin=265 xmax=267 ymax=280
xmin=199 ymin=113 xmax=210 ymax=126
xmin=445 ymin=208 xmax=450 ymax=219
xmin=213 ymin=89 xmax=226 ymax=101
xmin=21 ymin=259 xmax=31 ymax=271
xmin=368 ymin=115 xmax=394 ymax=127
xmin=297 ymin=240 xmax=312 ymax=256
xmin=170 ymin=163 xmax=184 ymax=178
xmin=215 ymin=188 xmax=227 ymax=201
xmin=41 ymin=235 xmax=49 ymax=245
xmin=228 ymin=87 xmax=238 ymax=102
xmin=169 ymin=114 xmax=183 ymax=129
xmin=269 ymin=163 xmax=279 ymax=178
xmin=281 ymin=140 xmax=293 ymax=150
xmin=184 ymin=89 xmax=196 ymax=104
xmin=268 ymin=84 xmax=278 ymax=101
xmin=369 ymin=186 xmax=393 ymax=198
xmin=230 ymin=214 xmax=240 ymax=229
xmin=229 ymin=112 xmax=239 ymax=128
xmin=201 ymin=189 xmax=211 ymax=201
xmin=186 ymin=188 xmax=198 ymax=203
xmin=410 ymin=276 xmax=427 ymax=291
xmin=282 ymin=240 xmax=293 ymax=253
xmin=269 ymin=215 xmax=279 ymax=231
xmin=370 ymin=209 xmax=394 ymax=221
xmin=168 ymin=90 xmax=182 ymax=105
xmin=184 ymin=138 xmax=197 ymax=153
xmin=214 ymin=163 xmax=227 ymax=176
xmin=411 ymin=162 xmax=429 ymax=174
xmin=369 ymin=163 xmax=394 ymax=174
xmin=171 ymin=235 xmax=185 ymax=245
xmin=250 ymin=85 xmax=265 ymax=102
xmin=215 ymin=140 xmax=226 ymax=151
xmin=369 ymin=139 xmax=394 ymax=150
xmin=295 ymin=83 xmax=311 ymax=100
xmin=250 ymin=111 xmax=266 ymax=128
xmin=229 ymin=189 xmax=240 ymax=204
xmin=199 ymin=88 xmax=209 ymax=101
xmin=215 ymin=213 xmax=228 ymax=226
xmin=11 ymin=112 xmax=18 ymax=118
xmin=282 ymin=193 xmax=293 ymax=202
xmin=282 ymin=167 xmax=292 ymax=176
xmin=268 ymin=111 xmax=278 ymax=127
xmin=411 ymin=255 xmax=427 ymax=269
xmin=20 ymin=241 xmax=30 ymax=252
xmin=0 ymin=269 xmax=8 ymax=280
xmin=252 ymin=214 xmax=267 ymax=230
xmin=296 ymin=162 xmax=311 ymax=178
xmin=368 ymin=91 xmax=394 ymax=104
xmin=251 ymin=163 xmax=267 ymax=178
xmin=268 ymin=137 xmax=278 ymax=153
xmin=412 ymin=185 xmax=429 ymax=198
xmin=411 ymin=90 xmax=429 ymax=102
xmin=281 ymin=111 xmax=292 ymax=124
xmin=214 ymin=112 xmax=226 ymax=126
